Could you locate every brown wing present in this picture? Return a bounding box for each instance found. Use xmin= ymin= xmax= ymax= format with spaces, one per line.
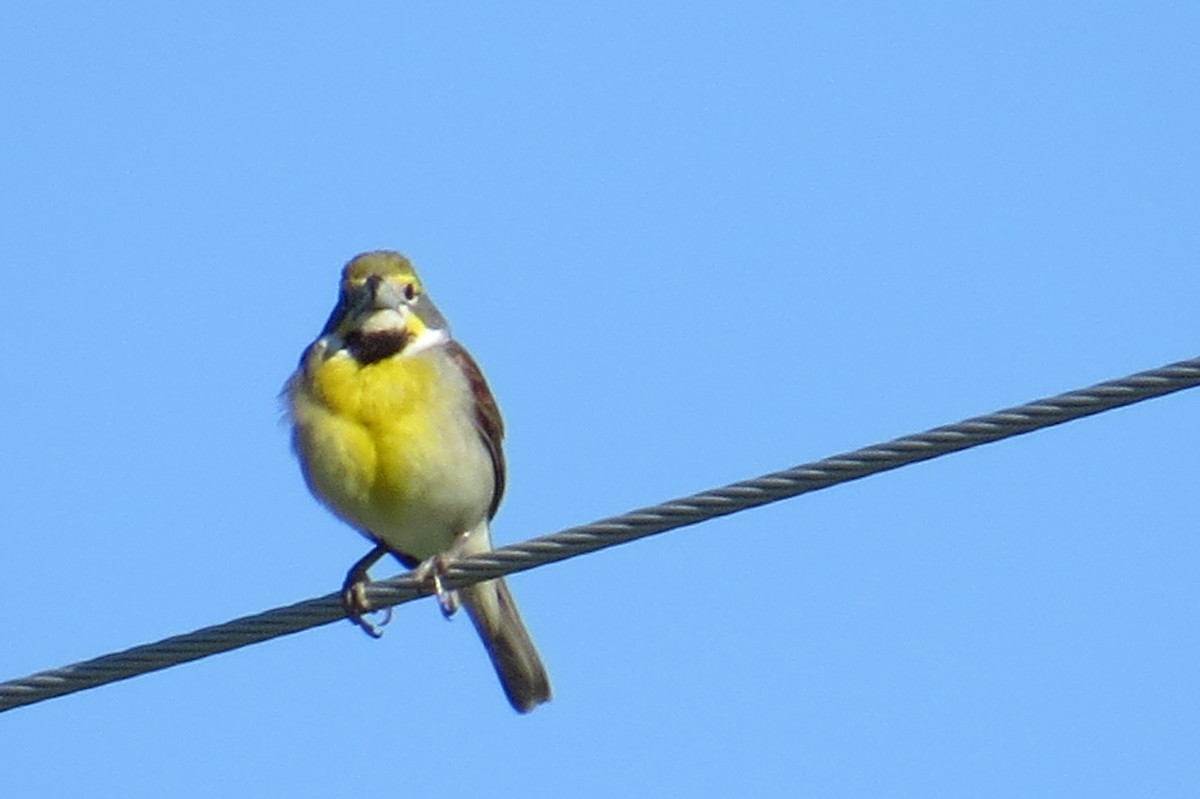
xmin=445 ymin=340 xmax=506 ymax=519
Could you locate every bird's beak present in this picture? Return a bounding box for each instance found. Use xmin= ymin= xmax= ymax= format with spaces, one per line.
xmin=367 ymin=276 xmax=407 ymax=311
xmin=319 ymin=276 xmax=409 ymax=337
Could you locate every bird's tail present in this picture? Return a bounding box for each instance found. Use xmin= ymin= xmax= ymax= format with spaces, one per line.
xmin=461 ymin=574 xmax=552 ymax=713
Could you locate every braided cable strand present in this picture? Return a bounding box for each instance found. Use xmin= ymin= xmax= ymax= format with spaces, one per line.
xmin=433 ymin=357 xmax=1200 ymax=587
xmin=2 ymin=356 xmax=1197 ymax=713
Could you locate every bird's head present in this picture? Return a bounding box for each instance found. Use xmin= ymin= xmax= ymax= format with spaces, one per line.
xmin=318 ymin=250 xmax=449 ymax=364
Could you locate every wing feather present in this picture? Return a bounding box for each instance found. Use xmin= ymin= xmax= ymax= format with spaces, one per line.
xmin=444 ymin=340 xmax=506 ymax=519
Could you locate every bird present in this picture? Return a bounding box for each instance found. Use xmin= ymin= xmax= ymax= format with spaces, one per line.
xmin=284 ymin=250 xmax=551 ymax=713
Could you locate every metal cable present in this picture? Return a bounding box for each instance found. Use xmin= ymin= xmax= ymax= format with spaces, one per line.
xmin=2 ymin=356 xmax=1197 ymax=713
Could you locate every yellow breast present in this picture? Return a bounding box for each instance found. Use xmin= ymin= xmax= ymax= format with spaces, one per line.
xmin=288 ymin=347 xmax=494 ymax=559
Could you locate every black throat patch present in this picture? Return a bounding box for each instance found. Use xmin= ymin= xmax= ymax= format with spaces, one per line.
xmin=344 ymin=329 xmax=410 ymax=365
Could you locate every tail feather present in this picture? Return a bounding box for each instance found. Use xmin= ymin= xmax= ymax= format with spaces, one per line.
xmin=461 ymin=577 xmax=551 ymax=713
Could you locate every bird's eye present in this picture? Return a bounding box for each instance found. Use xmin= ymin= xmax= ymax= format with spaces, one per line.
xmin=403 ymin=283 xmax=417 ymax=301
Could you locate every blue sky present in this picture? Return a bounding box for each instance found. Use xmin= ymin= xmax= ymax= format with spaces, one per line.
xmin=2 ymin=3 xmax=1197 ymax=796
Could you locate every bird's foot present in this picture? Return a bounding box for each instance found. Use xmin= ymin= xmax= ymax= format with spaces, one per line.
xmin=414 ymin=555 xmax=460 ymax=619
xmin=342 ymin=544 xmax=393 ymax=638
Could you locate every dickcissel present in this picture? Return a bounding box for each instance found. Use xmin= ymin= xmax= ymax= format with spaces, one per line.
xmin=285 ymin=250 xmax=551 ymax=713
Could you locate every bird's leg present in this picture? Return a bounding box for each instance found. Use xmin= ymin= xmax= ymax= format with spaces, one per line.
xmin=413 ymin=554 xmax=460 ymax=619
xmin=342 ymin=543 xmax=393 ymax=638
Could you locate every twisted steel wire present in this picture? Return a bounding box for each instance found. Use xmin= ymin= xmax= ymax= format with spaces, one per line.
xmin=2 ymin=356 xmax=1197 ymax=713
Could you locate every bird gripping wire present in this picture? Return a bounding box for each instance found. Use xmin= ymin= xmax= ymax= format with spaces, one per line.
xmin=1 ymin=355 xmax=1198 ymax=713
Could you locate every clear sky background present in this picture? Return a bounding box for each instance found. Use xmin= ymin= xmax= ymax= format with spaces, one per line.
xmin=2 ymin=3 xmax=1197 ymax=797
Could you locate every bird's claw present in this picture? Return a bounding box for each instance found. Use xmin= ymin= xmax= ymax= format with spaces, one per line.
xmin=341 ymin=578 xmax=393 ymax=638
xmin=414 ymin=555 xmax=460 ymax=619
xmin=342 ymin=544 xmax=393 ymax=638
